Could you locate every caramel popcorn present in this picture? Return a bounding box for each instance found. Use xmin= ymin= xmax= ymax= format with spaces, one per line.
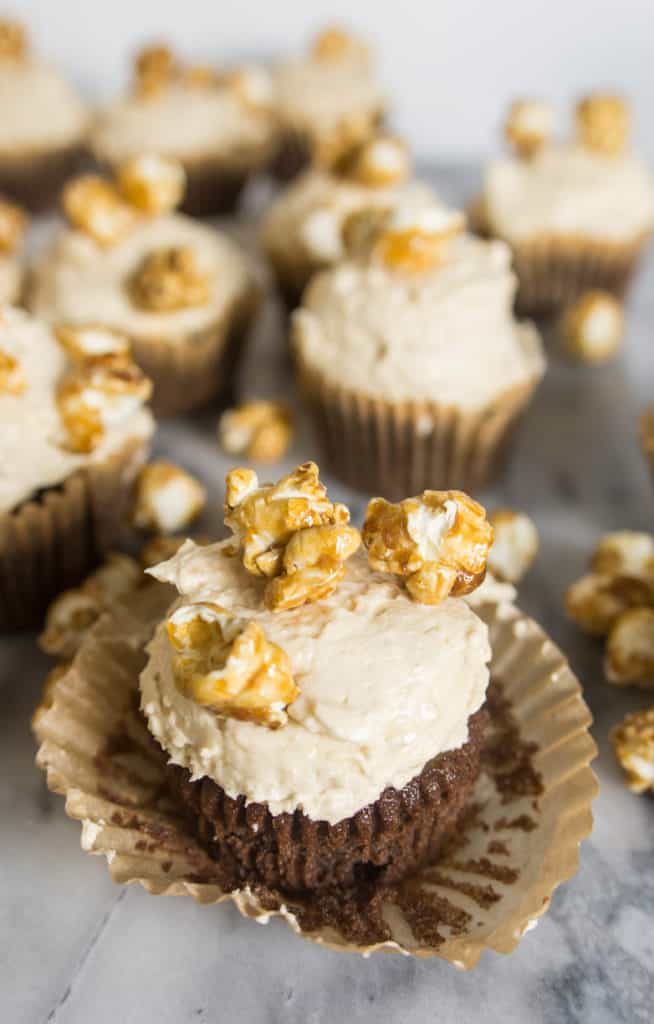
xmin=63 ymin=175 xmax=139 ymax=247
xmin=341 ymin=206 xmax=393 ymax=261
xmin=591 ymin=531 xmax=654 ymax=579
xmin=54 ymin=324 xmax=131 ymax=365
xmin=362 ymin=490 xmax=493 ymax=605
xmin=311 ymin=26 xmax=367 ymax=61
xmin=605 ymin=607 xmax=654 ymax=687
xmin=132 ymin=460 xmax=207 ymax=534
xmin=0 ymin=198 xmax=26 ymax=254
xmin=166 ymin=602 xmax=299 ymax=727
xmin=218 ymin=401 xmax=293 ymax=464
xmin=224 ymin=462 xmax=349 ymax=580
xmin=374 ymin=205 xmax=466 ymax=273
xmin=224 ymin=66 xmax=274 ymax=111
xmin=561 ymin=291 xmax=624 ymax=364
xmin=577 ymin=94 xmax=629 ymax=156
xmin=611 ymin=708 xmax=654 ymax=794
xmin=565 ymin=572 xmax=654 ymax=636
xmin=135 ymin=43 xmax=175 ymax=96
xmin=117 ymin=154 xmax=186 ymax=215
xmin=0 ymin=19 xmax=27 ymax=60
xmin=183 ymin=64 xmax=218 ymax=89
xmin=0 ymin=349 xmax=25 ymax=395
xmin=127 ymin=246 xmax=210 ymax=312
xmin=265 ymin=522 xmax=361 ymax=611
xmin=56 ymin=355 xmax=152 ymax=453
xmin=337 ymin=136 xmax=411 ymax=188
xmin=487 ymin=508 xmax=539 ymax=584
xmin=504 ymin=99 xmax=553 ymax=158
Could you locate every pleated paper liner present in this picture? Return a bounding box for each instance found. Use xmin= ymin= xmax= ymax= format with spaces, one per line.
xmin=294 ymin=349 xmax=544 ymax=500
xmin=468 ymin=197 xmax=652 ymax=318
xmin=640 ymin=406 xmax=654 ymax=482
xmin=0 ymin=437 xmax=148 ymax=631
xmin=0 ymin=141 xmax=88 ymax=212
xmin=33 ymin=582 xmax=597 ymax=966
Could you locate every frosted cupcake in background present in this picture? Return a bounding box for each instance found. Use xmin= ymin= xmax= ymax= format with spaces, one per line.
xmin=473 ymin=94 xmax=654 ymax=316
xmin=0 ymin=18 xmax=88 ymax=210
xmin=292 ymin=201 xmax=545 ymax=499
xmin=91 ymin=44 xmax=277 ymax=216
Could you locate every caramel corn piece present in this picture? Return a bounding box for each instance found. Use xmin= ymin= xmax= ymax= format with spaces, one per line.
xmin=132 ymin=460 xmax=207 ymax=534
xmin=338 ymin=136 xmax=411 ymax=188
xmin=311 ymin=26 xmax=367 ymax=61
xmin=0 ymin=19 xmax=27 ymax=60
xmin=591 ymin=531 xmax=654 ymax=578
xmin=63 ymin=176 xmax=139 ymax=247
xmin=610 ymin=708 xmax=654 ymax=793
xmin=565 ymin=572 xmax=654 ymax=636
xmin=363 ymin=489 xmax=493 ymax=605
xmin=561 ymin=291 xmax=624 ymax=364
xmin=224 ymin=66 xmax=274 ymax=111
xmin=577 ymin=93 xmax=629 ymax=156
xmin=488 ymin=508 xmax=539 ymax=584
xmin=218 ymin=401 xmax=293 ymax=464
xmin=605 ymin=607 xmax=654 ymax=687
xmin=504 ymin=99 xmax=553 ymax=158
xmin=134 ymin=44 xmax=175 ymax=96
xmin=127 ymin=246 xmax=210 ymax=312
xmin=265 ymin=523 xmax=361 ymax=611
xmin=117 ymin=154 xmax=186 ymax=215
xmin=374 ymin=205 xmax=466 ymax=273
xmin=54 ymin=324 xmax=131 ymax=364
xmin=56 ymin=356 xmax=152 ymax=453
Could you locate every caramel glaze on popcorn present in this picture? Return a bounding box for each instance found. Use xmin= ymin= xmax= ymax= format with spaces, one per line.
xmin=62 ymin=175 xmax=139 ymax=248
xmin=0 ymin=18 xmax=27 ymax=60
xmin=0 ymin=348 xmax=25 ymax=395
xmin=56 ymin=354 xmax=152 ymax=454
xmin=576 ymin=93 xmax=629 ymax=157
xmin=611 ymin=708 xmax=654 ymax=793
xmin=127 ymin=245 xmax=210 ymax=313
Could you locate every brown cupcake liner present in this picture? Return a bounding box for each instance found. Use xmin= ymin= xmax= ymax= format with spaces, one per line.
xmin=166 ymin=706 xmax=487 ymax=893
xmin=468 ymin=197 xmax=651 ymax=317
xmin=127 ymin=287 xmax=259 ymax=418
xmin=640 ymin=406 xmax=654 ymax=481
xmin=293 ymin=351 xmax=543 ymax=499
xmin=0 ymin=142 xmax=88 ymax=212
xmin=33 ymin=583 xmax=597 ymax=965
xmin=0 ymin=437 xmax=148 ymax=631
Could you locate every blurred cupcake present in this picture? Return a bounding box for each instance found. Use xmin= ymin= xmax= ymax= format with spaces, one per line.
xmin=261 ymin=135 xmax=438 ymax=304
xmin=272 ymin=26 xmax=386 ymax=180
xmin=0 ymin=196 xmax=27 ymax=304
xmin=0 ymin=307 xmax=154 ymax=630
xmin=0 ymin=18 xmax=88 ymax=210
xmin=640 ymin=406 xmax=654 ymax=482
xmin=292 ymin=202 xmax=545 ymax=498
xmin=27 ymin=156 xmax=260 ymax=417
xmin=91 ymin=44 xmax=277 ymax=216
xmin=474 ymin=95 xmax=654 ymax=316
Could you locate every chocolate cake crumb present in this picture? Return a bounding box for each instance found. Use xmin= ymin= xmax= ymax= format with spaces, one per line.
xmin=494 ymin=814 xmax=538 ymax=832
xmin=487 ymin=840 xmax=510 ymax=857
xmin=482 ymin=682 xmax=543 ymax=804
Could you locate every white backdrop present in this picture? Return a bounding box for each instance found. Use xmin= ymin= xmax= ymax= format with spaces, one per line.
xmin=10 ymin=0 xmax=654 ymax=160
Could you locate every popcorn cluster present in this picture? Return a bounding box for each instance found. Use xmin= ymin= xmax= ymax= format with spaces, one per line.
xmin=487 ymin=508 xmax=539 ymax=584
xmin=132 ymin=460 xmax=207 ymax=535
xmin=611 ymin=708 xmax=654 ymax=795
xmin=561 ymin=291 xmax=624 ymax=364
xmin=56 ymin=354 xmax=152 ymax=453
xmin=343 ymin=203 xmax=466 ymax=273
xmin=218 ymin=400 xmax=293 ymax=464
xmin=127 ymin=245 xmax=210 ymax=313
xmin=504 ymin=99 xmax=554 ymax=158
xmin=335 ymin=135 xmax=411 ymax=188
xmin=504 ymin=92 xmax=629 ymax=160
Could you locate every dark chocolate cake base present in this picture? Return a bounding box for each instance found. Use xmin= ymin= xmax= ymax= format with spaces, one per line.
xmin=166 ymin=706 xmax=488 ymax=893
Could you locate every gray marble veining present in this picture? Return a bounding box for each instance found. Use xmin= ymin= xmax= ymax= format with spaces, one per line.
xmin=2 ymin=166 xmax=653 ymax=1024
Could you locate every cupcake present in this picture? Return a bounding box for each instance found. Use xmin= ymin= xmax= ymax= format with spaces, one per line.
xmin=475 ymin=95 xmax=654 ymax=316
xmin=0 ymin=196 xmax=27 ymax=304
xmin=91 ymin=44 xmax=277 ymax=217
xmin=272 ymin=26 xmax=386 ymax=180
xmin=0 ymin=18 xmax=88 ymax=210
xmin=140 ymin=465 xmax=494 ymax=891
xmin=27 ymin=156 xmax=260 ymax=417
xmin=260 ymin=135 xmax=438 ymax=304
xmin=291 ymin=202 xmax=546 ymax=499
xmin=0 ymin=307 xmax=154 ymax=630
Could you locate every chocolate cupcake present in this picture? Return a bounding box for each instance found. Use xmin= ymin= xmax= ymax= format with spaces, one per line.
xmin=272 ymin=26 xmax=386 ymax=180
xmin=140 ymin=465 xmax=495 ymax=892
xmin=0 ymin=18 xmax=88 ymax=210
xmin=261 ymin=135 xmax=438 ymax=305
xmin=0 ymin=307 xmax=154 ymax=630
xmin=91 ymin=44 xmax=277 ymax=217
xmin=292 ymin=202 xmax=545 ymax=499
xmin=27 ymin=157 xmax=260 ymax=417
xmin=474 ymin=95 xmax=654 ymax=316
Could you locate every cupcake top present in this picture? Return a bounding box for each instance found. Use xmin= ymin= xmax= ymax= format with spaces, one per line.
xmin=292 ymin=204 xmax=545 ymax=409
xmin=0 ymin=307 xmax=154 ymax=511
xmin=483 ymin=95 xmax=654 ymax=244
xmin=29 ymin=159 xmax=257 ymax=341
xmin=261 ymin=137 xmax=437 ymax=270
xmin=273 ymin=27 xmax=386 ymax=161
xmin=92 ymin=45 xmax=276 ymax=170
xmin=0 ymin=20 xmax=87 ymax=154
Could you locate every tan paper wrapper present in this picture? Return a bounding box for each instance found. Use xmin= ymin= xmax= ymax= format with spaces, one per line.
xmin=294 ymin=350 xmax=543 ymax=499
xmin=33 ymin=582 xmax=597 ymax=967
xmin=468 ymin=196 xmax=652 ymax=317
xmin=640 ymin=407 xmax=654 ymax=481
xmin=0 ymin=437 xmax=148 ymax=630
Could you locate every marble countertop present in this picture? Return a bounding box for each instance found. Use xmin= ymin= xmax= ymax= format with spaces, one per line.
xmin=2 ymin=167 xmax=654 ymax=1024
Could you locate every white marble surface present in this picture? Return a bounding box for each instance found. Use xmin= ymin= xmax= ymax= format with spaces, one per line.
xmin=2 ymin=167 xmax=654 ymax=1024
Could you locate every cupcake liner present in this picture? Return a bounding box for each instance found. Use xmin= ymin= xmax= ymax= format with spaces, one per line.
xmin=0 ymin=142 xmax=87 ymax=212
xmin=0 ymin=437 xmax=148 ymax=631
xmin=128 ymin=288 xmax=259 ymax=418
xmin=640 ymin=406 xmax=654 ymax=481
xmin=293 ymin=351 xmax=542 ymax=499
xmin=33 ymin=583 xmax=597 ymax=966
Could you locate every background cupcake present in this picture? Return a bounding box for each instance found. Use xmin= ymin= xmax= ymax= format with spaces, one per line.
xmin=0 ymin=196 xmax=27 ymax=304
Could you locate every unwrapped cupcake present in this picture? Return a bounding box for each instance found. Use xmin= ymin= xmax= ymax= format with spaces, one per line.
xmin=261 ymin=135 xmax=438 ymax=304
xmin=0 ymin=307 xmax=154 ymax=629
xmin=272 ymin=26 xmax=386 ymax=180
xmin=91 ymin=44 xmax=277 ymax=216
xmin=28 ymin=156 xmax=260 ymax=417
xmin=474 ymin=95 xmax=654 ymax=315
xmin=292 ymin=202 xmax=545 ymax=498
xmin=0 ymin=18 xmax=88 ymax=210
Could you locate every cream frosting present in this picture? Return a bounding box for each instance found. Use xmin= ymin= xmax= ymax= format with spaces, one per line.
xmin=483 ymin=143 xmax=654 ymax=244
xmin=0 ymin=307 xmax=154 ymax=512
xmin=92 ymin=84 xmax=275 ymax=169
xmin=292 ymin=235 xmax=546 ymax=410
xmin=28 ymin=214 xmax=255 ymax=341
xmin=0 ymin=60 xmax=87 ymax=153
xmin=261 ymin=168 xmax=437 ymax=270
xmin=141 ymin=540 xmax=492 ymax=824
xmin=273 ymin=55 xmax=385 ymax=141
